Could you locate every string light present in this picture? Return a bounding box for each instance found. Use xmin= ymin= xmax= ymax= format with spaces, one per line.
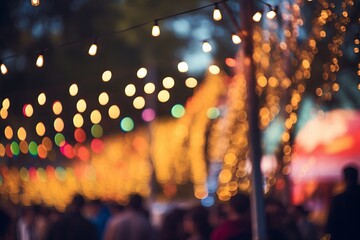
xmin=202 ymin=40 xmax=212 ymax=52
xmin=31 ymin=0 xmax=40 ymax=7
xmin=213 ymin=4 xmax=222 ymax=21
xmin=151 ymin=20 xmax=160 ymax=37
xmin=232 ymin=34 xmax=242 ymax=44
xmin=253 ymin=11 xmax=263 ymax=22
xmin=266 ymin=7 xmax=277 ymax=19
xmin=0 ymin=62 xmax=8 ymax=75
xmin=36 ymin=52 xmax=44 ymax=68
xmin=88 ymin=41 xmax=98 ymax=56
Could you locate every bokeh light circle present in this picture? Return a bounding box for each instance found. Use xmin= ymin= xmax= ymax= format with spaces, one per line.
xmin=76 ymin=99 xmax=87 ymax=113
xmin=91 ymin=124 xmax=103 ymax=138
xmin=142 ymin=108 xmax=156 ymax=122
xmin=171 ymin=104 xmax=185 ymax=118
xmin=36 ymin=122 xmax=46 ymax=136
xmin=185 ymin=77 xmax=198 ymax=88
xmin=207 ymin=107 xmax=221 ymax=119
xmin=2 ymin=98 xmax=10 ymax=109
xmin=137 ymin=67 xmax=148 ymax=79
xmin=98 ymin=92 xmax=109 ymax=105
xmin=120 ymin=117 xmax=134 ymax=132
xmin=108 ymin=105 xmax=120 ymax=119
xmin=73 ymin=113 xmax=84 ymax=128
xmin=54 ymin=118 xmax=65 ymax=132
xmin=69 ymin=84 xmax=78 ymax=96
xmin=158 ymin=90 xmax=170 ymax=102
xmin=177 ymin=61 xmax=189 ymax=73
xmin=162 ymin=77 xmax=175 ymax=89
xmin=144 ymin=82 xmax=155 ymax=94
xmin=38 ymin=93 xmax=46 ymax=105
xmin=133 ymin=96 xmax=145 ymax=109
xmin=23 ymin=104 xmax=34 ymax=117
xmin=125 ymin=84 xmax=136 ymax=97
xmin=90 ymin=110 xmax=102 ymax=124
xmin=102 ymin=70 xmax=112 ymax=82
xmin=74 ymin=128 xmax=86 ymax=143
xmin=52 ymin=101 xmax=63 ymax=115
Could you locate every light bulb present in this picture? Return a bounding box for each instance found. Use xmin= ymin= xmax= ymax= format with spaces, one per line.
xmin=31 ymin=0 xmax=40 ymax=6
xmin=36 ymin=54 xmax=44 ymax=67
xmin=232 ymin=34 xmax=241 ymax=44
xmin=1 ymin=63 xmax=8 ymax=75
xmin=88 ymin=43 xmax=98 ymax=56
xmin=266 ymin=9 xmax=276 ymax=19
xmin=152 ymin=21 xmax=160 ymax=37
xmin=202 ymin=41 xmax=212 ymax=53
xmin=213 ymin=5 xmax=222 ymax=21
xmin=253 ymin=11 xmax=263 ymax=22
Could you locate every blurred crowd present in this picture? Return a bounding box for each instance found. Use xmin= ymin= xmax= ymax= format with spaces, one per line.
xmin=0 ymin=165 xmax=359 ymax=240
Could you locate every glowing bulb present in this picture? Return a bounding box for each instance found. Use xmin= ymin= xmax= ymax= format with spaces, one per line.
xmin=232 ymin=34 xmax=241 ymax=44
xmin=144 ymin=82 xmax=155 ymax=94
xmin=125 ymin=84 xmax=136 ymax=97
xmin=0 ymin=63 xmax=8 ymax=75
xmin=266 ymin=9 xmax=277 ymax=19
xmin=185 ymin=77 xmax=198 ymax=88
xmin=152 ymin=20 xmax=160 ymax=37
xmin=88 ymin=43 xmax=98 ymax=56
xmin=213 ymin=5 xmax=222 ymax=21
xmin=69 ymin=84 xmax=78 ymax=96
xmin=162 ymin=77 xmax=175 ymax=89
xmin=177 ymin=61 xmax=188 ymax=73
xmin=36 ymin=54 xmax=44 ymax=67
xmin=31 ymin=0 xmax=40 ymax=6
xmin=253 ymin=11 xmax=263 ymax=22
xmin=202 ymin=41 xmax=212 ymax=53
xmin=137 ymin=67 xmax=147 ymax=79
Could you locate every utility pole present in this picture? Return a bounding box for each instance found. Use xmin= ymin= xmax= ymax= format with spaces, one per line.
xmin=239 ymin=0 xmax=267 ymax=239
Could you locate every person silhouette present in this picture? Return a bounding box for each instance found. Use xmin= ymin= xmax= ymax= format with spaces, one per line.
xmin=326 ymin=165 xmax=360 ymax=240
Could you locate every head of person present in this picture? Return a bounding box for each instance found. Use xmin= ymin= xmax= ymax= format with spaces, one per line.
xmin=68 ymin=194 xmax=86 ymax=212
xmin=229 ymin=192 xmax=250 ymax=215
xmin=128 ymin=194 xmax=144 ymax=211
xmin=343 ymin=165 xmax=359 ymax=187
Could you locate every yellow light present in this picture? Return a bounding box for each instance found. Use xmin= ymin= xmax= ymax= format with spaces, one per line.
xmin=213 ymin=5 xmax=222 ymax=21
xmin=73 ymin=113 xmax=84 ymax=128
xmin=2 ymin=98 xmax=10 ymax=109
xmin=133 ymin=96 xmax=146 ymax=109
xmin=90 ymin=110 xmax=102 ymax=124
xmin=38 ymin=93 xmax=46 ymax=105
xmin=31 ymin=0 xmax=40 ymax=6
xmin=98 ymin=92 xmax=109 ymax=105
xmin=52 ymin=101 xmax=63 ymax=115
xmin=177 ymin=61 xmax=188 ymax=73
xmin=209 ymin=65 xmax=220 ymax=75
xmin=24 ymin=104 xmax=34 ymax=117
xmin=88 ymin=43 xmax=98 ymax=56
xmin=144 ymin=82 xmax=155 ymax=94
xmin=253 ymin=11 xmax=263 ymax=22
xmin=76 ymin=99 xmax=87 ymax=113
xmin=36 ymin=54 xmax=44 ymax=67
xmin=137 ymin=67 xmax=147 ymax=79
xmin=5 ymin=126 xmax=13 ymax=140
xmin=108 ymin=105 xmax=120 ymax=119
xmin=151 ymin=21 xmax=160 ymax=37
xmin=36 ymin=122 xmax=46 ymax=136
xmin=162 ymin=77 xmax=175 ymax=89
xmin=125 ymin=84 xmax=136 ymax=97
xmin=17 ymin=127 xmax=27 ymax=141
xmin=1 ymin=63 xmax=8 ymax=75
xmin=69 ymin=84 xmax=78 ymax=96
xmin=102 ymin=70 xmax=112 ymax=82
xmin=266 ymin=9 xmax=276 ymax=19
xmin=232 ymin=34 xmax=241 ymax=44
xmin=54 ymin=118 xmax=64 ymax=132
xmin=158 ymin=90 xmax=170 ymax=102
xmin=202 ymin=41 xmax=212 ymax=53
xmin=0 ymin=108 xmax=8 ymax=119
xmin=185 ymin=77 xmax=198 ymax=88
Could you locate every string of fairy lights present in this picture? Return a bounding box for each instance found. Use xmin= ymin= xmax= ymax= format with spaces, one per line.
xmin=0 ymin=0 xmax=359 ymax=207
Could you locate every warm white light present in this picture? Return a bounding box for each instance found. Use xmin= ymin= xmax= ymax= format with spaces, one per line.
xmin=108 ymin=105 xmax=120 ymax=119
xmin=102 ymin=70 xmax=112 ymax=82
xmin=178 ymin=61 xmax=188 ymax=73
xmin=144 ymin=82 xmax=156 ymax=94
xmin=137 ymin=67 xmax=148 ymax=79
xmin=98 ymin=92 xmax=109 ymax=105
xmin=209 ymin=65 xmax=220 ymax=75
xmin=69 ymin=84 xmax=78 ymax=96
xmin=158 ymin=90 xmax=170 ymax=103
xmin=88 ymin=43 xmax=98 ymax=56
xmin=133 ymin=96 xmax=146 ymax=109
xmin=1 ymin=63 xmax=8 ymax=75
xmin=162 ymin=77 xmax=175 ymax=89
xmin=73 ymin=113 xmax=84 ymax=128
xmin=213 ymin=5 xmax=222 ymax=21
xmin=36 ymin=54 xmax=44 ymax=67
xmin=266 ymin=9 xmax=276 ymax=19
xmin=77 ymin=99 xmax=87 ymax=113
xmin=125 ymin=84 xmax=136 ymax=97
xmin=38 ymin=93 xmax=46 ymax=105
xmin=185 ymin=77 xmax=198 ymax=88
xmin=152 ymin=21 xmax=160 ymax=37
xmin=90 ymin=110 xmax=102 ymax=124
xmin=202 ymin=41 xmax=212 ymax=53
xmin=253 ymin=11 xmax=263 ymax=22
xmin=31 ymin=0 xmax=40 ymax=6
xmin=232 ymin=34 xmax=242 ymax=44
